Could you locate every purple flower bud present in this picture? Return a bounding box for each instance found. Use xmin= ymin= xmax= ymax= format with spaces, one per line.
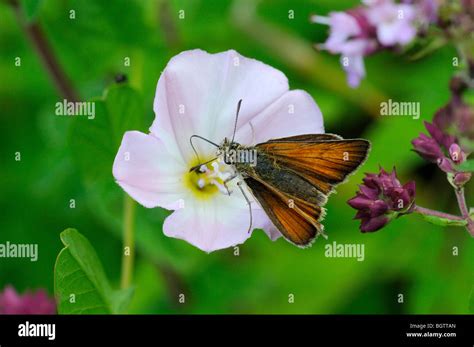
xmin=449 ymin=143 xmax=466 ymax=164
xmin=424 ymin=121 xmax=456 ymax=151
xmin=347 ymin=195 xmax=374 ymax=210
xmin=348 ymin=167 xmax=415 ymax=233
xmin=433 ymin=78 xmax=474 ymax=144
xmin=360 ymin=215 xmax=389 ymax=233
xmin=419 ymin=0 xmax=438 ymax=24
xmin=437 ymin=157 xmax=456 ymax=173
xmin=453 ymin=172 xmax=472 ymax=187
xmin=449 ymin=76 xmax=468 ymax=96
xmin=0 ymin=286 xmax=56 ymax=315
xmin=411 ymin=133 xmax=444 ymax=163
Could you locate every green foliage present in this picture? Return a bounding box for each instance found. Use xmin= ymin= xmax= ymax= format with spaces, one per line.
xmin=20 ymin=0 xmax=43 ymax=21
xmin=456 ymin=160 xmax=474 ymax=172
xmin=54 ymin=229 xmax=132 ymax=314
xmin=419 ymin=214 xmax=467 ymax=227
xmin=0 ymin=0 xmax=472 ymax=315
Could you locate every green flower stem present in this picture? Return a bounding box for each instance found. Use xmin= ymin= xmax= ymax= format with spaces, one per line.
xmin=454 ymin=187 xmax=474 ymax=236
xmin=120 ymin=195 xmax=136 ymax=289
xmin=413 ymin=205 xmax=465 ymax=222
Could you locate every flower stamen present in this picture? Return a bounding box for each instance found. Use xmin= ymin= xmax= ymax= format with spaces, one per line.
xmin=185 ymin=157 xmax=236 ymax=199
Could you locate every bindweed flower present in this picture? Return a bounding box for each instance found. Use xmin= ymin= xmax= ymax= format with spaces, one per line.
xmin=113 ymin=49 xmax=325 ymax=252
xmin=348 ymin=167 xmax=415 ymax=232
xmin=0 ymin=286 xmax=56 ymax=314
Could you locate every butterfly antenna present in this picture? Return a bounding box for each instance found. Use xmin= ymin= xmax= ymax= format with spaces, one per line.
xmin=231 ymin=99 xmax=243 ymax=143
xmin=189 ymin=156 xmax=219 ymax=172
xmin=189 ymin=134 xmax=220 ymax=171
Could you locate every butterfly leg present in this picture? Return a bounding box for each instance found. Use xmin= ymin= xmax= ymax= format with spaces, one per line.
xmin=237 ymin=180 xmax=253 ymax=234
xmin=223 ymin=171 xmax=239 ymax=196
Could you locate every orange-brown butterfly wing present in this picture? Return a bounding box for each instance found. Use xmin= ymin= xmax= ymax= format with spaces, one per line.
xmin=256 ymin=135 xmax=370 ymax=196
xmin=244 ymin=176 xmax=324 ymax=246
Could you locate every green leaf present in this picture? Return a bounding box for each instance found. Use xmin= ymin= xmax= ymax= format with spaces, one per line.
xmin=407 ymin=36 xmax=447 ymax=61
xmin=470 ymin=286 xmax=474 ymax=313
xmin=20 ymin=0 xmax=44 ymax=22
xmin=419 ymin=214 xmax=467 ymax=227
xmin=456 ymin=160 xmax=474 ymax=172
xmin=54 ymin=228 xmax=131 ymax=314
xmin=112 ymin=287 xmax=135 ymax=314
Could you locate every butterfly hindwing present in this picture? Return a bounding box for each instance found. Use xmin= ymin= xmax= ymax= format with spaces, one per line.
xmin=244 ymin=176 xmax=324 ymax=247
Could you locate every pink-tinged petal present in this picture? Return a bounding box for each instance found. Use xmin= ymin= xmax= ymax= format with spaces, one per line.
xmin=150 ymin=49 xmax=289 ymax=162
xmin=262 ymin=223 xmax=282 ymax=241
xmin=113 ymin=131 xmax=187 ymax=209
xmin=368 ymin=3 xmax=417 ymax=46
xmin=234 ymin=90 xmax=324 ymax=145
xmin=323 ymin=12 xmax=362 ymax=53
xmin=341 ymin=54 xmax=365 ymax=88
xmin=163 ymin=190 xmax=275 ymax=252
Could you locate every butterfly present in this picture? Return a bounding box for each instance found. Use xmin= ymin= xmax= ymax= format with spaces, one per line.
xmin=190 ymin=100 xmax=370 ymax=247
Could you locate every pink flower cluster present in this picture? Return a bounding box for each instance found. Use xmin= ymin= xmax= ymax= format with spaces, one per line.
xmin=0 ymin=286 xmax=56 ymax=315
xmin=312 ymin=0 xmax=438 ymax=87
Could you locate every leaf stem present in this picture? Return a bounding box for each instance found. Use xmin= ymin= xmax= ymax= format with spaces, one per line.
xmin=120 ymin=195 xmax=136 ymax=289
xmin=413 ymin=205 xmax=465 ymax=221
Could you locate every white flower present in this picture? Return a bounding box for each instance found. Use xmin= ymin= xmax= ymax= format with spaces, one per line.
xmin=366 ymin=1 xmax=417 ymax=46
xmin=113 ymin=49 xmax=325 ymax=252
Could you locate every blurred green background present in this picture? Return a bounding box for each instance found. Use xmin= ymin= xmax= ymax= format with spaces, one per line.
xmin=0 ymin=0 xmax=472 ymax=314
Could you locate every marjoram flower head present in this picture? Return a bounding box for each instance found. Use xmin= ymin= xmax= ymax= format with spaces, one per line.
xmin=113 ymin=49 xmax=325 ymax=252
xmin=311 ymin=8 xmax=377 ymax=88
xmin=312 ymin=0 xmax=438 ymax=87
xmin=0 ymin=286 xmax=56 ymax=315
xmin=348 ymin=167 xmax=416 ymax=232
xmin=412 ymin=120 xmax=472 ymax=187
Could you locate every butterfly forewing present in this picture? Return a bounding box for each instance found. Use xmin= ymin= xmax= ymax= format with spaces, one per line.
xmin=241 ymin=134 xmax=370 ymax=246
xmin=256 ymin=135 xmax=370 ymax=195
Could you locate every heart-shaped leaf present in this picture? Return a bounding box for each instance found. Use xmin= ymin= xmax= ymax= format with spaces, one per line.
xmin=54 ymin=228 xmax=132 ymax=314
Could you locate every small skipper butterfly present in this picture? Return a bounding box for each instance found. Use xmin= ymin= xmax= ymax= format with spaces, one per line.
xmin=190 ymin=100 xmax=370 ymax=247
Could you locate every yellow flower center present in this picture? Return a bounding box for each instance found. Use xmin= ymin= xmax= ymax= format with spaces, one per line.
xmin=184 ymin=157 xmax=235 ymax=200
